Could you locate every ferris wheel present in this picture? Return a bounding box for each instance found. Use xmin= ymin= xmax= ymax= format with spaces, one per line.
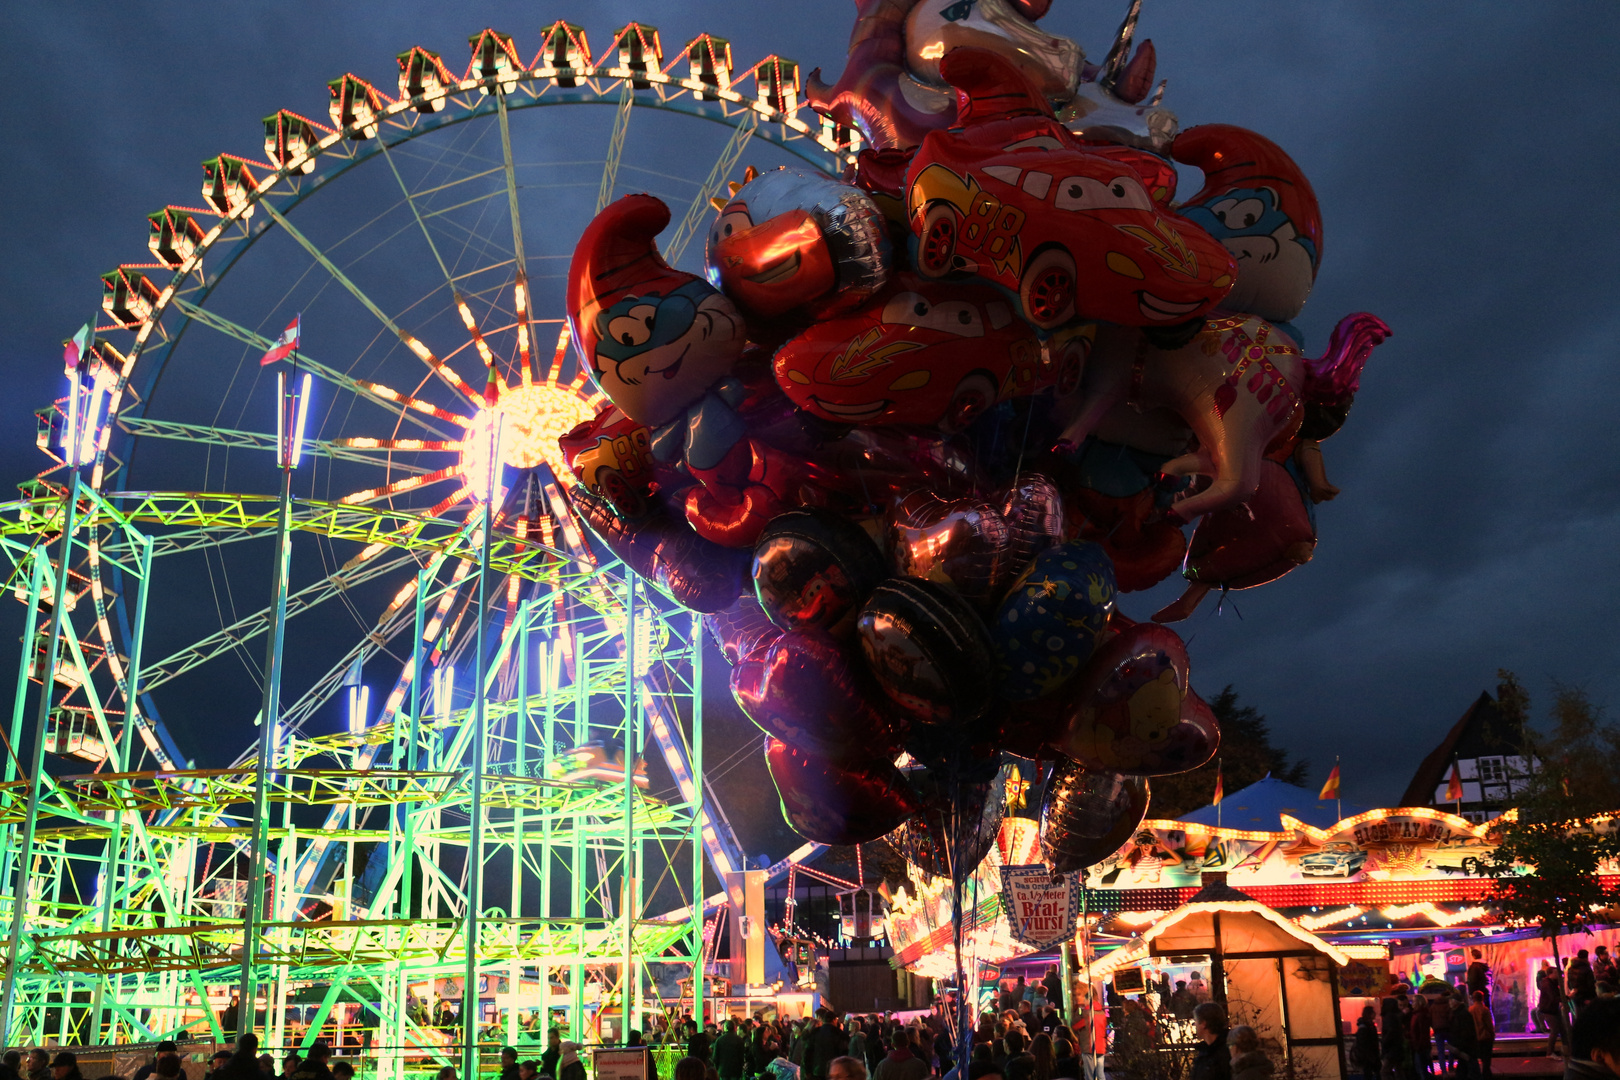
xmin=0 ymin=22 xmax=857 ymax=1054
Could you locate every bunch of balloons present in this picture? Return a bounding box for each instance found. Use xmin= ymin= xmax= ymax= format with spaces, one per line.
xmin=559 ymin=0 xmax=1390 ymax=880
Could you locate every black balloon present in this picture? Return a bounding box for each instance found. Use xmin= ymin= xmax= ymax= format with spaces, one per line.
xmin=753 ymin=509 xmax=888 ymax=638
xmin=731 ymin=629 xmax=907 ymax=760
xmin=765 ymin=737 xmax=920 ymax=846
xmin=998 ymin=473 xmax=1067 ymax=587
xmin=856 ymin=577 xmax=996 ymax=726
xmin=885 ymin=768 xmax=1003 ymax=879
xmin=1039 ymin=758 xmax=1150 ymax=874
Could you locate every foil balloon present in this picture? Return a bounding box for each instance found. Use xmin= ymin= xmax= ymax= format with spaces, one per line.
xmin=991 ymin=542 xmax=1117 ymax=701
xmin=569 ymin=487 xmax=748 ymax=614
xmin=1174 ymin=124 xmax=1323 ymax=329
xmin=998 ymin=473 xmax=1068 ymax=584
xmin=733 ymin=629 xmax=908 ymax=760
xmin=906 ymin=48 xmax=1235 ymax=330
xmin=704 ymin=165 xmax=891 ymax=321
xmin=567 ymin=194 xmax=745 ymax=429
xmin=903 ymin=0 xmax=1081 ymax=103
xmin=1056 ymin=622 xmax=1220 ymax=775
xmin=1152 ymin=459 xmax=1316 ymax=624
xmin=752 ymin=509 xmax=888 ymax=639
xmin=766 ymin=736 xmax=921 ymax=846
xmin=1039 ymin=759 xmax=1150 ymax=874
xmin=805 ymin=0 xmax=959 ymax=153
xmin=559 ymin=406 xmax=659 ymax=520
xmin=856 ymin=577 xmax=995 ymax=726
xmin=704 ymin=595 xmax=784 ymax=667
xmin=771 ymin=273 xmax=1090 ymax=431
xmin=1056 ymin=313 xmax=1390 ymax=522
xmin=888 ymin=490 xmax=1010 ymax=608
xmin=885 ymin=767 xmax=1004 ymax=880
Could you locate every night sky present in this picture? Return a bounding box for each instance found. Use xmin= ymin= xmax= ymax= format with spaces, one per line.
xmin=2 ymin=1 xmax=1617 ymax=837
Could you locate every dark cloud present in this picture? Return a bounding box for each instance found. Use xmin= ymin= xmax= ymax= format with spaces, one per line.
xmin=2 ymin=2 xmax=1616 ymax=823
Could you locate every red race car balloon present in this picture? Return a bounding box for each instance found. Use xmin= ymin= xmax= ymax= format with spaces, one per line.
xmin=905 ymin=48 xmax=1235 ymax=329
xmin=772 ymin=272 xmax=1090 ymax=430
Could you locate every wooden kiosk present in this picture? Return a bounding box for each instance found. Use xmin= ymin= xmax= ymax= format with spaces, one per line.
xmin=1094 ymin=874 xmax=1350 ymax=1080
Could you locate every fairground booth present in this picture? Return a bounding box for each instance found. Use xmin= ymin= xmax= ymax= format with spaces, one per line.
xmin=882 ymin=774 xmax=1620 ymax=1068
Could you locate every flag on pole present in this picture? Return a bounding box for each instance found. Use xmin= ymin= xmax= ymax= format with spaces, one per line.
xmin=1446 ymin=761 xmax=1464 ymax=803
xmin=1212 ymin=766 xmax=1224 ymax=806
xmin=1318 ymin=764 xmax=1341 ymax=801
xmin=63 ymin=323 xmax=92 ymax=374
xmin=259 ymin=315 xmax=301 ymax=366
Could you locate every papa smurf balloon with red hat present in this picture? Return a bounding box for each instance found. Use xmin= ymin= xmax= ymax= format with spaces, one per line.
xmin=567 ymin=193 xmax=796 ymax=548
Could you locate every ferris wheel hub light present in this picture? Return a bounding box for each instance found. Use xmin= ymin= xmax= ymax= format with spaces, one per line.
xmin=459 ymin=380 xmax=599 ymax=499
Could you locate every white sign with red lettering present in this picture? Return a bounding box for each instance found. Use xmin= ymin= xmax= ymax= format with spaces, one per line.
xmin=999 ymin=865 xmax=1080 ymax=947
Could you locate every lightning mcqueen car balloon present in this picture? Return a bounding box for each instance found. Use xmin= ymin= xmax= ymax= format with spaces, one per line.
xmin=772 ymin=272 xmax=1091 ymax=430
xmin=905 ymin=48 xmax=1235 ymax=330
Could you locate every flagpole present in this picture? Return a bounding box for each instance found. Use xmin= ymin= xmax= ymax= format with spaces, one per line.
xmin=1336 ymin=754 xmax=1342 ymax=822
xmin=1216 ymin=756 xmax=1222 ymax=830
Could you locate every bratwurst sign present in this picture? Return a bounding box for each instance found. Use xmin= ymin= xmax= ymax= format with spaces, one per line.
xmin=1000 ymin=865 xmax=1082 ymax=947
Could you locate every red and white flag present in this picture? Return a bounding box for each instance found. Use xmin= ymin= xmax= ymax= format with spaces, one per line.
xmin=259 ymin=315 xmax=301 ymax=366
xmin=63 ymin=323 xmax=92 ymax=375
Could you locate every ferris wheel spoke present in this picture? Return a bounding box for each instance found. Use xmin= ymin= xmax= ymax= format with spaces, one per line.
xmin=495 ymin=88 xmax=537 ymax=384
xmin=168 ymin=297 xmax=458 ymax=441
xmin=337 ymin=465 xmax=463 ymax=507
xmin=664 ymin=111 xmax=759 ymax=264
xmin=596 ymin=80 xmax=635 ymax=214
xmin=117 ymin=417 xmax=437 ymax=475
xmin=258 ymin=200 xmax=482 ymax=407
xmin=377 ymin=138 xmax=456 ymax=289
xmin=141 ymin=550 xmax=417 ymax=692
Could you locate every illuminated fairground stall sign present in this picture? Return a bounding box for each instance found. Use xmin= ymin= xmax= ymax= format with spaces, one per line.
xmin=886 ymin=806 xmax=1620 ymax=975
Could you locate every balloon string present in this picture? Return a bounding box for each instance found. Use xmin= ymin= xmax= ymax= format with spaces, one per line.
xmin=1010 ymin=395 xmax=1039 ymax=485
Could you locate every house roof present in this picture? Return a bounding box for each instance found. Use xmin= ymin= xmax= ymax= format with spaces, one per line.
xmin=1398 ymin=691 xmax=1525 ymax=807
xmin=1177 ymin=776 xmax=1370 ymax=831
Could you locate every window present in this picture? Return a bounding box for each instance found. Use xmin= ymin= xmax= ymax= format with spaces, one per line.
xmin=1477 ymin=756 xmax=1507 ymax=784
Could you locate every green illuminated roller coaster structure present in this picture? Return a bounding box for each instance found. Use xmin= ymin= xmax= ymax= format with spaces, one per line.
xmin=0 ymin=21 xmax=856 ymax=1068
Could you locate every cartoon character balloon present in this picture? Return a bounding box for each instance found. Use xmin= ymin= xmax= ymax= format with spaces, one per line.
xmin=552 ymin=3 xmax=1391 ymax=885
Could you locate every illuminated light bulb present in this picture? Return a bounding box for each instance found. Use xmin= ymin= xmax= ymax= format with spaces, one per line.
xmin=457 ymin=380 xmax=599 ymax=500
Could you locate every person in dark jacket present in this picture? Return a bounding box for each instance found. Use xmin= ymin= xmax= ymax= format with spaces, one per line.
xmin=807 ymin=1013 xmax=849 ymax=1080
xmin=1228 ymin=1026 xmax=1274 ymax=1080
xmin=1354 ymin=1006 xmax=1380 ymax=1080
xmin=1410 ymin=997 xmax=1433 ymax=1078
xmin=1379 ymin=997 xmax=1408 ymax=1080
xmin=715 ymin=1020 xmax=749 ymax=1080
xmin=134 ymin=1043 xmax=180 ymax=1080
xmin=541 ymin=1030 xmax=563 ymax=1079
xmin=1563 ymin=996 xmax=1620 ymax=1080
xmin=1466 ymin=951 xmax=1490 ymax=1005
xmin=873 ymin=1031 xmax=927 ymax=1080
xmin=1447 ymin=991 xmax=1480 ymax=1080
xmin=48 ymin=1056 xmax=83 ymax=1080
xmin=558 ymin=1043 xmax=585 ymax=1080
xmin=290 ymin=1043 xmax=334 ymax=1080
xmin=1568 ymin=952 xmax=1597 ymax=1015
xmin=25 ymin=1051 xmax=51 ymax=1080
xmin=1 ymin=1051 xmax=23 ymax=1080
xmin=217 ymin=1034 xmax=264 ymax=1080
xmin=1192 ymin=1003 xmax=1232 ymax=1080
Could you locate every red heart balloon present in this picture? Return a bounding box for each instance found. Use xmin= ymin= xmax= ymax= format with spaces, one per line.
xmin=888 ymin=490 xmax=1011 ymax=607
xmin=765 ymin=737 xmax=921 ymax=846
xmin=1055 ymin=623 xmax=1220 ymax=775
xmin=732 ymin=629 xmax=907 ymax=760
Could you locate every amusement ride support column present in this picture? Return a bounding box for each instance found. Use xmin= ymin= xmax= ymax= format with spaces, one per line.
xmin=621 ymin=576 xmax=638 ymax=1038
xmin=1 ymin=472 xmax=78 ymax=1046
xmin=237 ymin=366 xmax=310 ymax=1036
xmin=2 ymin=332 xmax=106 ymax=1047
xmin=463 ymin=412 xmax=501 ymax=1080
xmin=690 ymin=611 xmax=705 ymax=1032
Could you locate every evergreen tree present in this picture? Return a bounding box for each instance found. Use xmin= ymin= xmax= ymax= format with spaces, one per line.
xmin=1146 ymin=685 xmax=1309 ymax=819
